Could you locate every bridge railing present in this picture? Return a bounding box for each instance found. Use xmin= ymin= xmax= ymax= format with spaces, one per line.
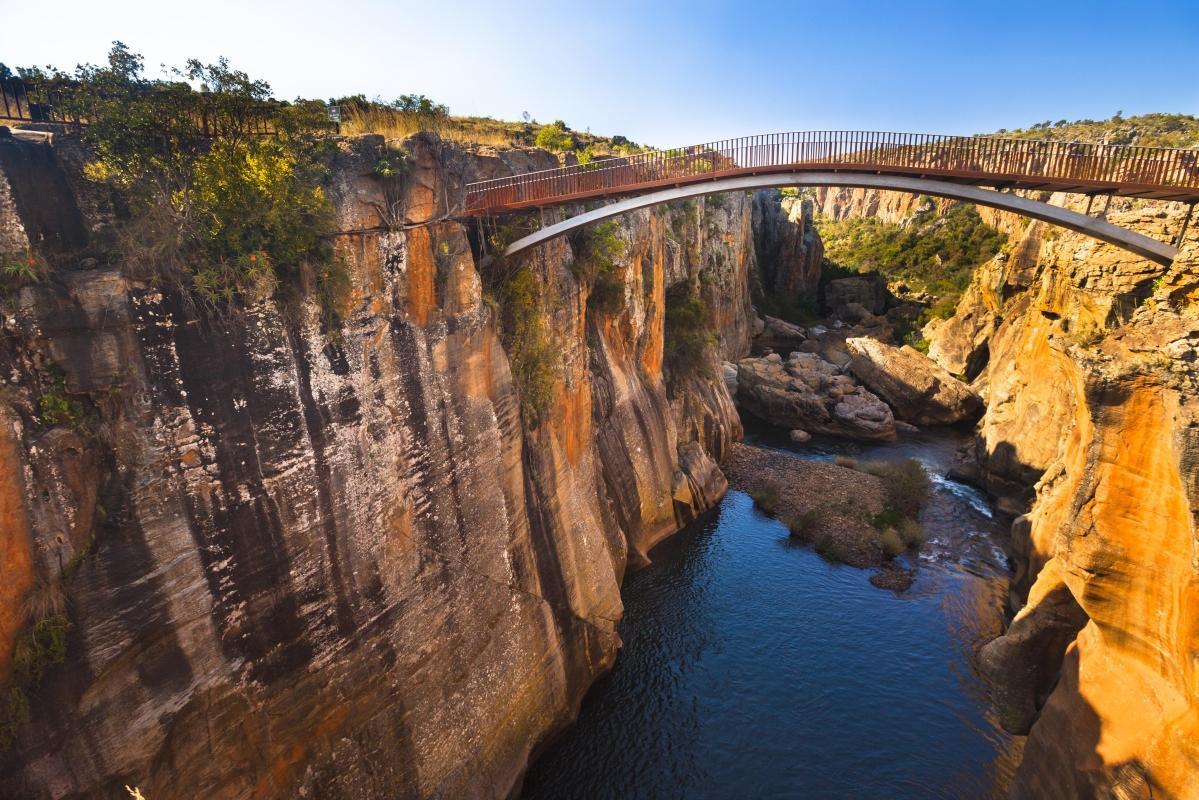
xmin=464 ymin=131 xmax=1199 ymax=212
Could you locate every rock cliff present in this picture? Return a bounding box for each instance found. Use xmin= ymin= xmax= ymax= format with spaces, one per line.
xmin=930 ymin=199 xmax=1199 ymax=798
xmin=0 ymin=131 xmax=757 ymax=799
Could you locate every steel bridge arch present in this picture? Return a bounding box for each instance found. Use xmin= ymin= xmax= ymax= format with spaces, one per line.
xmin=500 ymin=172 xmax=1179 ymax=265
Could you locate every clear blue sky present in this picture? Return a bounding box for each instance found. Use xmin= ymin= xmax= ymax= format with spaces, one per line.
xmin=2 ymin=0 xmax=1197 ymax=146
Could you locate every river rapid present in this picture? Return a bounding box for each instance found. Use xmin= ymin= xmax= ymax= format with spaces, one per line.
xmin=521 ymin=422 xmax=1022 ymax=799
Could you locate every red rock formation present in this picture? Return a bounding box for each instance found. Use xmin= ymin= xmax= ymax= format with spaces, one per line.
xmin=0 ymin=132 xmax=762 ymax=798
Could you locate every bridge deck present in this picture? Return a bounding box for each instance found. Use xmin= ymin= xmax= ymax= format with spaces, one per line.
xmin=464 ymin=131 xmax=1199 ymax=214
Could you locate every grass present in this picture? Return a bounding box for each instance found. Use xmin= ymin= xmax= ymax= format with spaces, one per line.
xmin=787 ymin=508 xmax=823 ymax=538
xmin=839 ymin=458 xmax=932 ymax=560
xmin=749 ymin=481 xmax=782 ymax=510
xmin=878 ymin=528 xmax=905 ymax=558
xmin=814 ymin=533 xmax=855 ymax=564
xmin=339 ymin=103 xmax=644 ymax=153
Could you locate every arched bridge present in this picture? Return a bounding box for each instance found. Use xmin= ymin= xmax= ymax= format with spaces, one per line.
xmin=463 ymin=131 xmax=1199 ymax=265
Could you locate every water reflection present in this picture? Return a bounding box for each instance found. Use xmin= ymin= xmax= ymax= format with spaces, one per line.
xmin=521 ymin=426 xmax=1021 ymax=799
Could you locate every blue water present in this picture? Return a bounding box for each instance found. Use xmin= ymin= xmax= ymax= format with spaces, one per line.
xmin=521 ymin=427 xmax=1021 ymax=799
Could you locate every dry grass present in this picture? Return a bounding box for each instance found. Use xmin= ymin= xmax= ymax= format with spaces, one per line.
xmin=339 ymin=105 xmax=645 ymax=153
xmin=339 ymin=106 xmax=521 ymax=147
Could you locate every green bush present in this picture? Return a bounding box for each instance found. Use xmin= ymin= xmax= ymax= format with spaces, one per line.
xmin=859 ymin=459 xmax=931 ymax=518
xmin=495 ymin=265 xmax=558 ymax=424
xmin=871 ymin=506 xmax=903 ymax=531
xmin=897 ymin=517 xmax=924 ymax=547
xmin=535 ymin=120 xmax=576 ymax=151
xmin=814 ymin=533 xmax=854 ymax=563
xmin=28 ymin=44 xmax=345 ymax=324
xmin=750 ymin=481 xmax=781 ymax=511
xmin=1 ymin=611 xmax=70 ymax=751
xmin=570 ymin=222 xmax=626 ymax=317
xmin=879 ymin=528 xmax=905 ymax=558
xmin=787 ymin=508 xmax=822 ymax=538
xmin=38 ymin=371 xmax=84 ymax=429
xmin=663 ymin=282 xmax=715 ymax=379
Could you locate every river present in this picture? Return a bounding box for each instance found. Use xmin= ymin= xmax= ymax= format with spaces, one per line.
xmin=520 ymin=423 xmax=1023 ymax=799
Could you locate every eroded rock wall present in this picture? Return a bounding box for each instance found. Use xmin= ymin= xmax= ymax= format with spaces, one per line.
xmin=930 ymin=199 xmax=1199 ymax=798
xmin=0 ymin=132 xmax=756 ymax=799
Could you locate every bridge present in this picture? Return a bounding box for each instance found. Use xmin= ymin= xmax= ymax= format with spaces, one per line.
xmin=463 ymin=131 xmax=1199 ymax=265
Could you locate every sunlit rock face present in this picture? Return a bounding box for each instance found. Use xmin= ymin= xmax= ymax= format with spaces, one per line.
xmin=0 ymin=132 xmax=758 ymax=799
xmin=932 ymin=196 xmax=1199 ymax=797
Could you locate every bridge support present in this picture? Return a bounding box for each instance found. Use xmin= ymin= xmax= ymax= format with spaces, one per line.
xmin=500 ymin=173 xmax=1179 ymax=266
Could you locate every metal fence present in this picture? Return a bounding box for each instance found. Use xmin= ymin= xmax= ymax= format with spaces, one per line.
xmin=464 ymin=131 xmax=1199 ymax=213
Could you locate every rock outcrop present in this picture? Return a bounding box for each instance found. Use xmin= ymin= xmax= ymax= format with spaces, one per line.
xmin=0 ymin=132 xmax=761 ymax=799
xmin=751 ymin=190 xmax=823 ymax=299
xmin=824 ymin=274 xmax=889 ymax=316
xmin=736 ymin=352 xmax=896 ymax=440
xmin=929 ymin=195 xmax=1199 ymax=798
xmin=845 ymin=337 xmax=983 ymax=426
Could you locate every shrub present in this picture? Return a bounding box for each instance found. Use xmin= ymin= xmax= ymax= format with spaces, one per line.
xmin=570 ymin=222 xmax=626 ymax=317
xmin=898 ymin=517 xmax=924 ymax=547
xmin=38 ymin=371 xmax=84 ymax=429
xmin=750 ymin=481 xmax=781 ymax=511
xmin=496 ymin=265 xmax=557 ymax=424
xmin=815 ymin=533 xmax=853 ymax=563
xmin=1 ymin=611 xmax=70 ymax=751
xmin=871 ymin=506 xmax=903 ymax=531
xmin=535 ymin=121 xmax=576 ymax=152
xmin=879 ymin=528 xmax=905 ymax=558
xmin=859 ymin=459 xmax=930 ymax=518
xmin=663 ymin=282 xmax=715 ymax=379
xmin=787 ymin=508 xmax=822 ymax=538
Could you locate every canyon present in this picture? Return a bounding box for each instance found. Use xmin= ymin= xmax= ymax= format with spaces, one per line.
xmin=1 ymin=125 xmax=1197 ymax=799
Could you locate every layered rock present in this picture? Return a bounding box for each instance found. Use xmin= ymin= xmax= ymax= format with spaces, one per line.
xmin=929 ymin=197 xmax=1199 ymax=797
xmin=824 ymin=274 xmax=889 ymax=316
xmin=751 ymin=190 xmax=823 ymax=299
xmin=736 ymin=352 xmax=896 ymax=440
xmin=845 ymin=337 xmax=982 ymax=426
xmin=0 ymin=132 xmax=759 ymax=798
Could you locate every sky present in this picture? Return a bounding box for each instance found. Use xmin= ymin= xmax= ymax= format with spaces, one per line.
xmin=2 ymin=0 xmax=1197 ymax=147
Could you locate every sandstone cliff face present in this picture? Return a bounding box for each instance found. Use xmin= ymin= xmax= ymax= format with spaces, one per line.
xmin=752 ymin=190 xmax=823 ymax=300
xmin=0 ymin=132 xmax=756 ymax=799
xmin=930 ymin=200 xmax=1199 ymax=798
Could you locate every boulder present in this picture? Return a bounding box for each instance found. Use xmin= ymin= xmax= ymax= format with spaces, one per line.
xmin=756 ymin=314 xmax=807 ymax=351
xmin=825 ymin=274 xmax=889 ymax=315
xmin=788 ymin=429 xmax=811 ymax=443
xmin=845 ymin=337 xmax=983 ymax=426
xmin=736 ymin=352 xmax=896 ymax=441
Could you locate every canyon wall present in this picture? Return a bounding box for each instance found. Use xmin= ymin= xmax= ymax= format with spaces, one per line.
xmin=0 ymin=131 xmax=757 ymax=799
xmin=929 ymin=202 xmax=1199 ymax=798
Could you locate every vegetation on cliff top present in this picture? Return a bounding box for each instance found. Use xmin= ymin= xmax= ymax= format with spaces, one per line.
xmin=992 ymin=112 xmax=1199 ymax=149
xmin=336 ymin=97 xmax=640 ymax=155
xmin=12 ymin=44 xmax=351 ymax=325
